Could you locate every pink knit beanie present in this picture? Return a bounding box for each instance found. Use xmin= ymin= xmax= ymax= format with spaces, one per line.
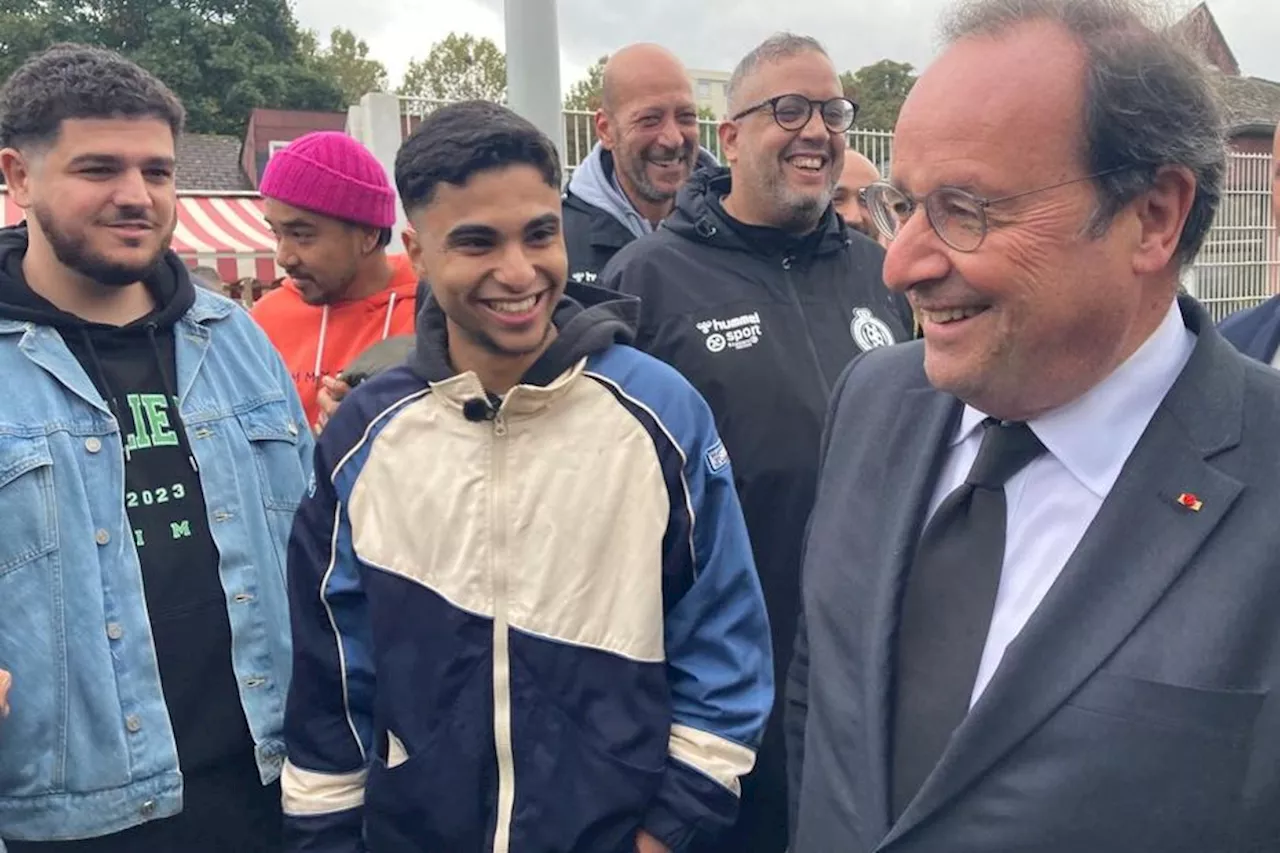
xmin=260 ymin=131 xmax=396 ymax=229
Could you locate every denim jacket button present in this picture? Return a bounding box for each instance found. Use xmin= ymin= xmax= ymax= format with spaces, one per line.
xmin=125 ymin=715 xmax=141 ymax=733
xmin=85 ymin=437 xmax=102 ymax=453
xmin=95 ymin=529 xmax=110 ymax=546
xmin=140 ymin=800 xmax=156 ymax=817
xmin=106 ymin=622 xmax=123 ymax=640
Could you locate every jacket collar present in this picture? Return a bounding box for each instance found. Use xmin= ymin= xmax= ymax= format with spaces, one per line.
xmin=0 ymin=286 xmax=236 ymax=336
xmin=428 ymin=357 xmax=589 ymax=422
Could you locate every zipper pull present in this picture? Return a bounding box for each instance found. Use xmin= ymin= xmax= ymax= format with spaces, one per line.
xmin=781 ymin=255 xmax=794 ymax=270
xmin=493 ymin=413 xmax=507 ymax=437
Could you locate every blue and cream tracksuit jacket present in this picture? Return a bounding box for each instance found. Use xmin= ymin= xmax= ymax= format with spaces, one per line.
xmin=281 ymin=288 xmax=775 ymax=852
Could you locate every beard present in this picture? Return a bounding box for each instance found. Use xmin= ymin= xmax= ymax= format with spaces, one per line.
xmin=758 ymin=175 xmax=830 ymax=234
xmin=753 ymin=148 xmax=837 ymax=235
xmin=774 ymin=191 xmax=828 ymax=233
xmin=32 ymin=203 xmax=170 ymax=287
xmin=618 ymin=138 xmax=697 ymax=205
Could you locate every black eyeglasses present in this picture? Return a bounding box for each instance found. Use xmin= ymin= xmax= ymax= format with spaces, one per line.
xmin=863 ymin=167 xmax=1129 ymax=252
xmin=731 ymin=93 xmax=859 ymax=134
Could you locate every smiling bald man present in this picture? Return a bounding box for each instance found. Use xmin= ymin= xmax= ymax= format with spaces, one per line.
xmin=562 ymin=44 xmax=718 ymax=284
xmin=832 ymin=148 xmax=883 ymax=240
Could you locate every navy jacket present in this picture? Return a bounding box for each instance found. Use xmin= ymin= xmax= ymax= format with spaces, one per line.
xmin=1218 ymin=294 xmax=1280 ymax=363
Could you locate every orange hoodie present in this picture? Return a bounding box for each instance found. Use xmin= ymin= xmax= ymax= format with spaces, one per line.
xmin=252 ymin=254 xmax=419 ymax=427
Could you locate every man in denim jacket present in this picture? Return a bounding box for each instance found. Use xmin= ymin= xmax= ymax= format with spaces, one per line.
xmin=0 ymin=45 xmax=311 ymax=851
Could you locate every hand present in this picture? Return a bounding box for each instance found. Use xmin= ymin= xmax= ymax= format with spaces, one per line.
xmin=314 ymin=376 xmax=351 ymax=433
xmin=635 ymin=829 xmax=670 ymax=853
xmin=0 ymin=669 xmax=11 ymax=718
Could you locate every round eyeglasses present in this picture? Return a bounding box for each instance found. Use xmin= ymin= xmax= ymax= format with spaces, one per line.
xmin=731 ymin=93 xmax=859 ymax=134
xmin=863 ymin=167 xmax=1129 ymax=252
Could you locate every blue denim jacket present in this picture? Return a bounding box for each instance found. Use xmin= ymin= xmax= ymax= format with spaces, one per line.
xmin=0 ymin=288 xmax=312 ymax=841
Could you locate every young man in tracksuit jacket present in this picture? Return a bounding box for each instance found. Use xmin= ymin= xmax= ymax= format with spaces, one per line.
xmin=280 ymin=99 xmax=774 ymax=853
xmin=600 ymin=34 xmax=914 ymax=853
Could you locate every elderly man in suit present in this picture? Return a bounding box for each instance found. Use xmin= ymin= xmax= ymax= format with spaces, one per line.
xmin=785 ymin=1 xmax=1280 ymax=852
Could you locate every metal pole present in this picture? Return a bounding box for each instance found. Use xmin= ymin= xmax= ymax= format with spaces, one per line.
xmin=504 ymin=0 xmax=565 ymax=163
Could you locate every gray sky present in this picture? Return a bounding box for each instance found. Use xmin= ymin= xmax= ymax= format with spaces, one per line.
xmin=293 ymin=0 xmax=1280 ymax=95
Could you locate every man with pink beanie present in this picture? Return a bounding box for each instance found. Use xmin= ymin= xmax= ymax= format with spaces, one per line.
xmin=252 ymin=131 xmax=419 ymax=431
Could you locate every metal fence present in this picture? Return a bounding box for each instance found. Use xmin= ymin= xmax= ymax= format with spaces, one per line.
xmin=1190 ymin=151 xmax=1278 ymax=322
xmin=399 ymin=97 xmax=1277 ymax=319
xmin=399 ymin=96 xmax=453 ymax=140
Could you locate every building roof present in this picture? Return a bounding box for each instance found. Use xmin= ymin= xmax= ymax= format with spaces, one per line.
xmin=1213 ymin=74 xmax=1280 ymax=135
xmin=175 ymin=133 xmax=252 ymax=192
xmin=1172 ymin=2 xmax=1240 ymax=76
xmin=1168 ymin=4 xmax=1279 ymax=137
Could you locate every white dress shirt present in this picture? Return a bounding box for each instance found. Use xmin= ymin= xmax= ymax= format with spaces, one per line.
xmin=924 ymin=300 xmax=1197 ymax=707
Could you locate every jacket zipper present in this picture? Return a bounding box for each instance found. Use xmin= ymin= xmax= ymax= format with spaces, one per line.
xmin=782 ymin=254 xmax=833 ymax=399
xmin=489 ymin=410 xmax=517 ymax=853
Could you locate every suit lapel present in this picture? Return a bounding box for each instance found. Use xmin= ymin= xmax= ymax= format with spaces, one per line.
xmin=863 ymin=384 xmax=960 ymax=838
xmin=880 ymin=298 xmax=1247 ymax=848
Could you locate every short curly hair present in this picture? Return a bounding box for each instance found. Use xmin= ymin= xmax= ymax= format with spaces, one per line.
xmin=0 ymin=43 xmax=185 ymax=150
xmin=395 ymin=100 xmax=561 ymax=214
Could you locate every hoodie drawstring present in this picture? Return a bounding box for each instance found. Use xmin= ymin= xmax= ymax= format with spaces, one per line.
xmin=79 ymin=328 xmax=122 ymax=421
xmin=146 ymin=324 xmax=199 ymax=474
xmin=314 ymin=296 xmax=398 ymax=379
xmin=309 ymin=295 xmax=394 ymax=381
xmin=382 ymin=292 xmax=397 ymax=340
xmin=314 ymin=305 xmax=330 ymax=379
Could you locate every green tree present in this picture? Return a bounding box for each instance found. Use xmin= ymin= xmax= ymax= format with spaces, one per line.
xmin=563 ymin=55 xmax=608 ymax=112
xmin=312 ymin=27 xmax=388 ymax=106
xmin=0 ymin=0 xmax=347 ymax=136
xmin=398 ymin=33 xmax=506 ymax=102
xmin=839 ymin=59 xmax=917 ymax=130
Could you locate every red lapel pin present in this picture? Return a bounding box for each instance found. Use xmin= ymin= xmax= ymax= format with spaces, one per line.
xmin=1176 ymin=492 xmax=1203 ymax=512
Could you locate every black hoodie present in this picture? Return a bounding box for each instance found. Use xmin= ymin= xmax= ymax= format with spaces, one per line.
xmin=600 ymin=167 xmax=914 ymax=853
xmin=0 ymin=225 xmax=279 ymax=852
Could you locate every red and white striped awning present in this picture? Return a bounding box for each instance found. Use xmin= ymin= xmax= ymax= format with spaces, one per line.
xmin=172 ymin=194 xmax=281 ymax=283
xmin=2 ymin=190 xmax=281 ymax=284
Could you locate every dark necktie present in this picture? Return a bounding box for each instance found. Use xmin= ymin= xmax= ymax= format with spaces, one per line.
xmin=890 ymin=418 xmax=1047 ymax=820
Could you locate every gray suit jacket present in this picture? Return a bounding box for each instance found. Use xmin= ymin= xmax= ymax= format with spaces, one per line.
xmin=787 ymin=296 xmax=1280 ymax=853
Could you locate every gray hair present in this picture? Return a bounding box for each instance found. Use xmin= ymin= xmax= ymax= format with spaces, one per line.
xmin=941 ymin=0 xmax=1225 ymax=267
xmin=726 ymin=33 xmax=831 ymax=116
